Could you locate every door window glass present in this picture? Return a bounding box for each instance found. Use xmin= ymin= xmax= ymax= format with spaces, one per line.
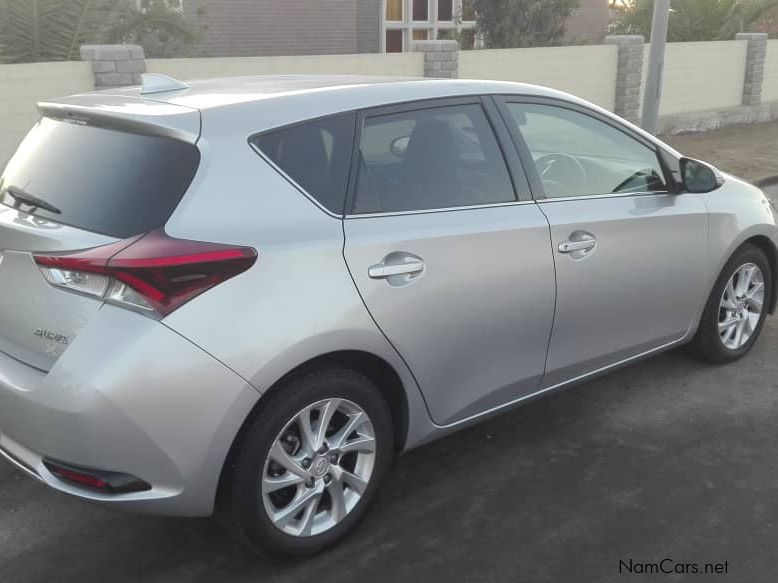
xmin=352 ymin=104 xmax=516 ymax=214
xmin=505 ymin=103 xmax=668 ymax=199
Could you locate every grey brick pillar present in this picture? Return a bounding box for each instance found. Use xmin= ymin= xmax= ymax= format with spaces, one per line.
xmin=736 ymin=33 xmax=768 ymax=106
xmin=413 ymin=40 xmax=459 ymax=79
xmin=80 ymin=45 xmax=146 ymax=89
xmin=605 ymin=35 xmax=645 ymax=124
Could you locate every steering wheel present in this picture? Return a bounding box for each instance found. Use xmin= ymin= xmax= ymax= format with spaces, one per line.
xmin=535 ymin=153 xmax=588 ymax=195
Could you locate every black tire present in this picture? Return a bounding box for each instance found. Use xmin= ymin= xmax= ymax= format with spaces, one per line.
xmin=216 ymin=366 xmax=394 ymax=557
xmin=689 ymin=244 xmax=772 ymax=364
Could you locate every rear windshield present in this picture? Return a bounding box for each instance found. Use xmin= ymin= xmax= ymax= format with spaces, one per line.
xmin=0 ymin=117 xmax=200 ymax=238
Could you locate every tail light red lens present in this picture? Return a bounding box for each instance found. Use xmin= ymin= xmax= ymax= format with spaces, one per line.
xmin=34 ymin=229 xmax=257 ymax=317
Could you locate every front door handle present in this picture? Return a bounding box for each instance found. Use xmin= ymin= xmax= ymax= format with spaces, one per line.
xmin=368 ymin=260 xmax=424 ymax=279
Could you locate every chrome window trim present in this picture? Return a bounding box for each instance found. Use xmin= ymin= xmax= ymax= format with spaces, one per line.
xmin=248 ymin=142 xmax=342 ymax=220
xmin=344 ymin=199 xmax=536 ymax=220
xmin=537 ymin=190 xmax=673 ymax=204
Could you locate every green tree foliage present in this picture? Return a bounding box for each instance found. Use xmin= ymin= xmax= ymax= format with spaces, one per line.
xmin=612 ymin=0 xmax=778 ymax=41
xmin=471 ymin=0 xmax=580 ymax=48
xmin=0 ymin=0 xmax=197 ymax=63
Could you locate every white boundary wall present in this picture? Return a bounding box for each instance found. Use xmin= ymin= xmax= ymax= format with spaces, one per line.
xmin=0 ymin=61 xmax=93 ymax=167
xmin=3 ymin=39 xmax=778 ymax=170
xmin=146 ymin=52 xmax=424 ymax=80
xmin=459 ymin=45 xmax=618 ymax=110
xmin=642 ymin=41 xmax=748 ymax=116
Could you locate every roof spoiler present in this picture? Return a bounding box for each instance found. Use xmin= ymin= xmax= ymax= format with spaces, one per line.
xmin=38 ymin=98 xmax=200 ymax=144
xmin=140 ymin=73 xmax=190 ymax=95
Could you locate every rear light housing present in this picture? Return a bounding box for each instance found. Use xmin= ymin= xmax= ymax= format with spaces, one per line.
xmin=34 ymin=229 xmax=257 ymax=318
xmin=43 ymin=459 xmax=151 ymax=494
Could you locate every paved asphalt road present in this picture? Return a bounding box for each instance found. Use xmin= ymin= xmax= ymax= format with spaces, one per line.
xmin=2 ymin=186 xmax=778 ymax=583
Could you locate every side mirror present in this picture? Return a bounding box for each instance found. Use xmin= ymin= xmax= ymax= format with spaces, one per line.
xmin=680 ymin=158 xmax=723 ymax=193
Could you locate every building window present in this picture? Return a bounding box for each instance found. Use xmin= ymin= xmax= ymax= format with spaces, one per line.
xmin=386 ymin=0 xmax=402 ymax=21
xmin=386 ymin=30 xmax=403 ymax=52
xmin=413 ymin=0 xmax=429 ymax=21
xmin=438 ymin=0 xmax=453 ymax=21
xmin=462 ymin=0 xmax=475 ymax=21
xmin=382 ymin=0 xmax=476 ymax=52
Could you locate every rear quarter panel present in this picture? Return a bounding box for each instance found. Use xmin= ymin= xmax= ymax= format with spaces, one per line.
xmin=162 ymin=129 xmax=435 ymax=449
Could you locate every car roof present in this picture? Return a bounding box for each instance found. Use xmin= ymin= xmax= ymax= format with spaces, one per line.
xmin=116 ymin=75 xmax=556 ymax=111
xmin=40 ymin=75 xmax=669 ymax=153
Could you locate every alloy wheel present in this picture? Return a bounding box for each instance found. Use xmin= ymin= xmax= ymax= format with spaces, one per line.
xmin=718 ymin=262 xmax=764 ymax=350
xmin=261 ymin=398 xmax=377 ymax=537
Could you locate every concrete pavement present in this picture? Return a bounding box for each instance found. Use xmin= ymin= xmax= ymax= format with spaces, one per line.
xmin=667 ymin=122 xmax=778 ymax=185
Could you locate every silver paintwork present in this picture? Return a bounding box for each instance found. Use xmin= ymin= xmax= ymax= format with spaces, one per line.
xmin=719 ymin=263 xmax=764 ymax=349
xmin=0 ymin=76 xmax=776 ymax=518
xmin=262 ymin=398 xmax=375 ymax=537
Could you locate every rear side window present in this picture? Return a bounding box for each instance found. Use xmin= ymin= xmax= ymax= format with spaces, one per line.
xmin=352 ymin=103 xmax=516 ymax=214
xmin=252 ymin=113 xmax=356 ymax=214
xmin=0 ymin=117 xmax=200 ymax=239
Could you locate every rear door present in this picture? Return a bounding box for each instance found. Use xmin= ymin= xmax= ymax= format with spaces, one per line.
xmin=0 ymin=115 xmax=200 ymax=371
xmin=498 ymin=97 xmax=708 ymax=387
xmin=343 ymin=97 xmax=556 ymax=425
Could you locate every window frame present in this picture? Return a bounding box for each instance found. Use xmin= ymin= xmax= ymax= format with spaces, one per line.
xmin=344 ymin=95 xmax=534 ymax=218
xmin=492 ymin=95 xmax=680 ymax=202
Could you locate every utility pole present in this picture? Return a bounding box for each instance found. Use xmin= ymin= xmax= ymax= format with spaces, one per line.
xmin=641 ymin=0 xmax=671 ymax=134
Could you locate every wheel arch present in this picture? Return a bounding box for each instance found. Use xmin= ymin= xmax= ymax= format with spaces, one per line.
xmin=744 ymin=235 xmax=778 ymax=314
xmin=215 ymin=350 xmax=410 ymax=510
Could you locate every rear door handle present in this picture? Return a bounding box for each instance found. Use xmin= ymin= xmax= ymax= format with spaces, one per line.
xmin=558 ymin=239 xmax=596 ymax=253
xmin=368 ymin=261 xmax=424 ymax=279
xmin=558 ymin=231 xmax=597 ymax=258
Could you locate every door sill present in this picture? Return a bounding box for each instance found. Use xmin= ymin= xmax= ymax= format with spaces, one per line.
xmin=435 ymin=337 xmax=685 ymax=430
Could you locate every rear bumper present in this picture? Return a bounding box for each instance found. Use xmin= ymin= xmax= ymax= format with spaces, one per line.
xmin=0 ymin=305 xmax=259 ymax=516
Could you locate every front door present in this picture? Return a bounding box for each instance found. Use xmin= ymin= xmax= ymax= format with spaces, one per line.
xmin=499 ymin=99 xmax=708 ymax=387
xmin=343 ymin=98 xmax=556 ymax=425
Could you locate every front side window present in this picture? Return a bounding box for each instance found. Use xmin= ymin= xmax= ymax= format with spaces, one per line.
xmin=352 ymin=103 xmax=516 ymax=214
xmin=252 ymin=113 xmax=355 ymax=214
xmin=505 ymin=103 xmax=668 ymax=199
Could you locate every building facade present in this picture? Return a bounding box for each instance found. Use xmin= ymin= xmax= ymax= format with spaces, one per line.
xmin=565 ymin=0 xmax=610 ymax=44
xmin=184 ymin=0 xmax=608 ymax=58
xmin=184 ymin=0 xmax=381 ymax=57
xmin=382 ymin=0 xmax=477 ymax=52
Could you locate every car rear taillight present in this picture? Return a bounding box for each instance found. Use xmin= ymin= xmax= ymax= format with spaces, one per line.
xmin=34 ymin=229 xmax=257 ymax=318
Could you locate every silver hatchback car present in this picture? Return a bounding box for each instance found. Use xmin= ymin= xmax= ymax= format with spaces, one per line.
xmin=0 ymin=75 xmax=775 ymax=556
